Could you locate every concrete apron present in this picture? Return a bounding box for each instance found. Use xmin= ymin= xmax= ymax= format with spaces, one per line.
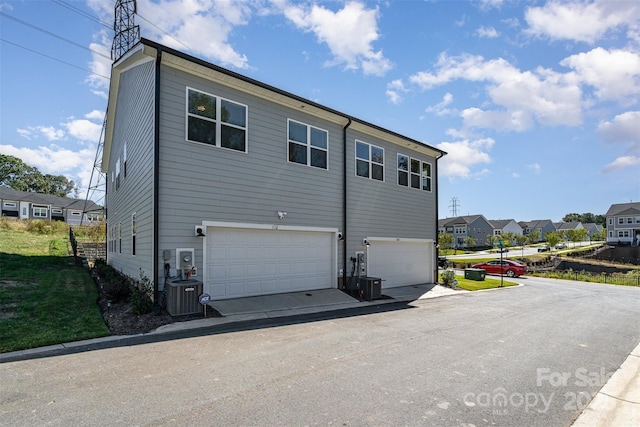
xmin=207 ymin=283 xmax=458 ymax=317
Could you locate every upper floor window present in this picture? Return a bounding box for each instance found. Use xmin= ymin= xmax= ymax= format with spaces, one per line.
xmin=288 ymin=119 xmax=328 ymax=169
xmin=186 ymin=87 xmax=247 ymax=152
xmin=356 ymin=140 xmax=384 ymax=181
xmin=618 ymin=217 xmax=624 ymax=224
xmin=397 ymin=154 xmax=432 ymax=191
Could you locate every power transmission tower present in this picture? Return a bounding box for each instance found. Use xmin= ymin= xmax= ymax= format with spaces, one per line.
xmin=449 ymin=197 xmax=460 ymax=217
xmin=82 ymin=0 xmax=140 ymax=224
xmin=111 ymin=0 xmax=140 ymax=62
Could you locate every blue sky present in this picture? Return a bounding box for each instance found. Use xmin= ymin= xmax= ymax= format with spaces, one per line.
xmin=1 ymin=0 xmax=639 ymax=222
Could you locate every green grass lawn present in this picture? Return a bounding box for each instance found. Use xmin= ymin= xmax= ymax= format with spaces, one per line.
xmin=449 ymin=275 xmax=519 ymax=291
xmin=0 ymin=225 xmax=110 ymax=353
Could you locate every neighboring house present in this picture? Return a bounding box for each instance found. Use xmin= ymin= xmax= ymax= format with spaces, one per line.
xmin=102 ymin=38 xmax=446 ymax=304
xmin=582 ymin=223 xmax=603 ymax=240
xmin=489 ymin=219 xmax=523 ymax=241
xmin=0 ymin=187 xmax=103 ymax=225
xmin=438 ymin=215 xmax=493 ymax=248
xmin=518 ymin=219 xmax=556 ymax=242
xmin=605 ymin=202 xmax=640 ymax=245
xmin=554 ymin=221 xmax=584 ymax=235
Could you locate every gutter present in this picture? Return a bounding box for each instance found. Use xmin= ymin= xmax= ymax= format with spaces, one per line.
xmin=153 ymin=48 xmax=162 ymax=305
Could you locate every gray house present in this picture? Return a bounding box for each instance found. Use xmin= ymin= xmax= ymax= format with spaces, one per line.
xmin=606 ymin=202 xmax=640 ymax=245
xmin=489 ymin=219 xmax=523 ymax=238
xmin=102 ymin=39 xmax=446 ymax=304
xmin=0 ymin=187 xmax=102 ymax=225
xmin=518 ymin=219 xmax=556 ymax=242
xmin=438 ymin=215 xmax=493 ymax=248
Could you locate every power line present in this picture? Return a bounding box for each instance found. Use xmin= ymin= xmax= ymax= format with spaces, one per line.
xmin=0 ymin=12 xmax=111 ymax=60
xmin=0 ymin=39 xmax=110 ymax=80
xmin=52 ymin=0 xmax=113 ymax=29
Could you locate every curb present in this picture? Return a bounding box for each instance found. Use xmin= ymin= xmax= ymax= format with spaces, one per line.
xmin=571 ymin=342 xmax=640 ymax=426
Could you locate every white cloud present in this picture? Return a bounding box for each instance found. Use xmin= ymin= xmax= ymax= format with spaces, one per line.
xmin=410 ymin=53 xmax=583 ymax=131
xmin=63 ymin=118 xmax=103 ymax=143
xmin=561 ymin=48 xmax=640 ymax=104
xmin=426 ymin=92 xmax=455 ymax=116
xmin=524 ymin=0 xmax=640 ymax=44
xmin=436 ymin=138 xmax=494 ymax=179
xmin=478 ymin=0 xmax=504 ymax=10
xmin=597 ymin=111 xmax=640 ymax=146
xmin=527 ymin=163 xmax=541 ymax=174
xmin=37 ymin=126 xmax=65 ymax=141
xmin=476 ymin=26 xmax=500 ymax=38
xmin=0 ymin=144 xmax=97 ymax=191
xmin=603 ymin=156 xmax=640 ymax=173
xmin=283 ymin=1 xmax=392 ymax=76
xmin=386 ymin=79 xmax=408 ymax=104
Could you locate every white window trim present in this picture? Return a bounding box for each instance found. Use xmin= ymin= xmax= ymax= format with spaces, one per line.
xmin=287 ymin=119 xmax=329 ymax=170
xmin=397 ymin=153 xmax=432 ymax=192
xmin=33 ymin=205 xmax=48 ymax=218
xmin=355 ymin=140 xmax=384 ymax=181
xmin=3 ymin=202 xmax=17 ymax=208
xmin=185 ymin=87 xmax=248 ymax=153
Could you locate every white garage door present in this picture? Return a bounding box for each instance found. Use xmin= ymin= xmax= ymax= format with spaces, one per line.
xmin=367 ymin=240 xmax=434 ymax=289
xmin=206 ymin=227 xmax=334 ymax=299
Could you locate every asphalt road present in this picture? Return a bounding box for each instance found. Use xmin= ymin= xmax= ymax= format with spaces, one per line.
xmin=1 ymin=277 xmax=638 ymax=427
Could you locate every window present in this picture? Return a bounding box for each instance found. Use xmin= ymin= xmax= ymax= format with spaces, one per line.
xmin=115 ymin=158 xmax=121 ymax=190
xmin=397 ymin=154 xmax=431 ymax=191
xmin=33 ymin=206 xmax=48 ymax=218
xmin=618 ymin=230 xmax=630 ymax=238
xmin=186 ymin=87 xmax=247 ymax=152
xmin=609 ymin=218 xmax=613 ymax=225
xmin=287 ymin=120 xmax=328 ymax=169
xmin=123 ymin=142 xmax=127 ymax=178
xmin=397 ymin=154 xmax=408 ymax=186
xmin=356 ymin=140 xmax=384 ymax=181
xmin=422 ymin=161 xmax=432 ymax=191
xmin=3 ymin=202 xmax=16 ymax=208
xmin=627 ymin=217 xmax=633 ymax=224
xmin=131 ymin=213 xmax=136 ymax=256
xmin=618 ymin=217 xmax=624 ymax=224
xmin=455 ymin=226 xmax=466 ymax=234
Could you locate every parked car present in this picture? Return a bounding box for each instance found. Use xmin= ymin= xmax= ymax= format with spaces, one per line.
xmin=471 ymin=259 xmax=527 ymax=277
xmin=497 ymin=247 xmax=509 ymax=253
xmin=538 ymin=245 xmax=550 ymax=252
xmin=438 ymin=256 xmax=448 ymax=268
xmin=555 ymin=243 xmax=567 ymax=249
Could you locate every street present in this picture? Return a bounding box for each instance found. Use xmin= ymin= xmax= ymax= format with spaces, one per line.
xmin=1 ymin=277 xmax=639 ymax=426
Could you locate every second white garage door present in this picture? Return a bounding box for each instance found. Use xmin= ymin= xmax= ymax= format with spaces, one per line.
xmin=205 ymin=227 xmax=334 ymax=300
xmin=366 ymin=239 xmax=434 ymax=289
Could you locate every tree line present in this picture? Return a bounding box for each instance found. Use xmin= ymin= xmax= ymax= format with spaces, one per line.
xmin=0 ymin=154 xmax=78 ymax=198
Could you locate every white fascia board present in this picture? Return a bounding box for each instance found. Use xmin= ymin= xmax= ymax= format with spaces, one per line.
xmin=365 ymin=237 xmax=435 ymax=244
xmin=201 ymin=220 xmax=338 ymax=234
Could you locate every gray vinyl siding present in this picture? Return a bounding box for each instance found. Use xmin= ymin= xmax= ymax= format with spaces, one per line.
xmin=106 ymin=60 xmax=155 ymax=280
xmin=344 ymin=129 xmax=438 ymax=260
xmin=156 ymin=65 xmax=345 ymax=277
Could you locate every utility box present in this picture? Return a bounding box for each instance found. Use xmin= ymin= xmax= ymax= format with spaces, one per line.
xmin=464 ymin=268 xmax=486 ymax=281
xmin=166 ymin=279 xmax=203 ymax=316
xmin=358 ymin=276 xmax=382 ymax=301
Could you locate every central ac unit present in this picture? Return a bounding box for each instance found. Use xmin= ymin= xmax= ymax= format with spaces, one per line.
xmin=166 ymin=280 xmax=203 ymax=316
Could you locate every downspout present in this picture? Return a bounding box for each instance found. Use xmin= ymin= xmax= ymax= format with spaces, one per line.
xmin=341 ymin=118 xmax=352 ymax=290
xmin=434 ymin=152 xmax=444 ymax=283
xmin=153 ymin=48 xmax=162 ymax=305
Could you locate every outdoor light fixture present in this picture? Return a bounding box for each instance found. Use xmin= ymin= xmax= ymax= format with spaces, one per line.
xmin=363 ymin=239 xmax=370 ymax=246
xmin=195 ymin=226 xmax=206 ymax=237
xmin=277 ymin=211 xmax=287 ymax=220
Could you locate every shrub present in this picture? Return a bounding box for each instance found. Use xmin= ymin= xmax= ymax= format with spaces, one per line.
xmin=440 ymin=269 xmax=457 ymax=288
xmin=93 ymin=259 xmax=131 ymax=303
xmin=130 ymin=270 xmax=153 ymax=315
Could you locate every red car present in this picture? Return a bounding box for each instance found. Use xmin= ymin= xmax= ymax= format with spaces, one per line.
xmin=471 ymin=259 xmax=527 ymax=277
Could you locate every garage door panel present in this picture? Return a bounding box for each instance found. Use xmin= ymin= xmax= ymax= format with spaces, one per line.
xmin=206 ymin=227 xmax=333 ymax=300
xmin=368 ymin=241 xmax=433 ymax=289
